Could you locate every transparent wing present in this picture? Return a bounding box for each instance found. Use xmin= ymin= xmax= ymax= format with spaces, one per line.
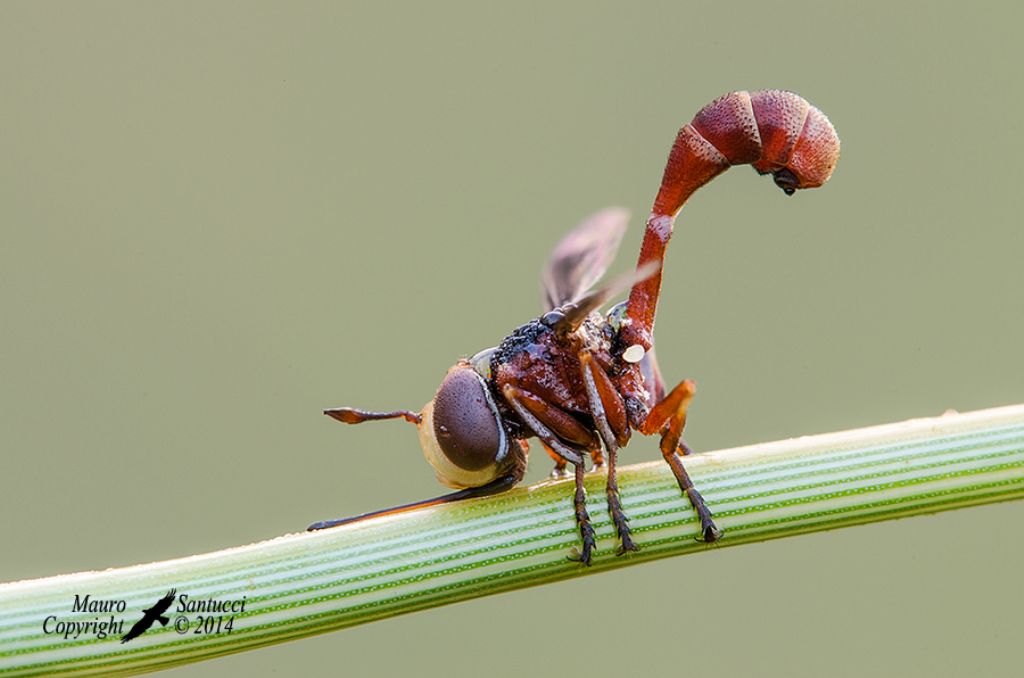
xmin=541 ymin=207 xmax=630 ymax=311
xmin=550 ymin=261 xmax=659 ymax=333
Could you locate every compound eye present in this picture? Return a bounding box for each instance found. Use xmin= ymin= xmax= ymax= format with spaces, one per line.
xmin=432 ymin=366 xmax=507 ymax=472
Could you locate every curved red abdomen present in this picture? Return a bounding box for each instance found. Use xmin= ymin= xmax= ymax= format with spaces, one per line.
xmin=653 ymin=90 xmax=839 ymax=216
xmin=625 ymin=90 xmax=840 ymax=351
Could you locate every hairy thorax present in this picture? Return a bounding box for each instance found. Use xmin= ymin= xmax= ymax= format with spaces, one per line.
xmin=491 ymin=315 xmax=615 ymax=421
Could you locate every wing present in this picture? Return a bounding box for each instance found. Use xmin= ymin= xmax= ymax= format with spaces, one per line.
xmin=541 ymin=208 xmax=630 ymax=311
xmin=549 ymin=261 xmax=660 ymax=333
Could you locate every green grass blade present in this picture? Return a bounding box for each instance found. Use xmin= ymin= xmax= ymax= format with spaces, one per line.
xmin=2 ymin=404 xmax=1023 ymax=676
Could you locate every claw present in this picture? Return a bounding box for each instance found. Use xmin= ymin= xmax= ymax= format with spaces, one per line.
xmin=568 ymin=543 xmax=594 ymax=566
xmin=569 ymin=521 xmax=596 ymax=566
xmin=616 ymin=536 xmax=640 ymax=556
xmin=699 ymin=522 xmax=723 ymax=543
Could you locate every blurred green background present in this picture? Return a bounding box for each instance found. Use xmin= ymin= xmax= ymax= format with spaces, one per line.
xmin=2 ymin=1 xmax=1022 ymax=676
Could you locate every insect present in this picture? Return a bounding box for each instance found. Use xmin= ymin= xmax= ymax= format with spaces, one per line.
xmin=309 ymin=90 xmax=840 ymax=565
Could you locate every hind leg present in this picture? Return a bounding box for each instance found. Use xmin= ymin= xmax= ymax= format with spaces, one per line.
xmin=543 ymin=443 xmax=571 ymax=479
xmin=639 ymin=379 xmax=721 ymax=542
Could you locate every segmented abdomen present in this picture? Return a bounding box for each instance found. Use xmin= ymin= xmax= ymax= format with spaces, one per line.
xmin=653 ymin=90 xmax=840 ymax=216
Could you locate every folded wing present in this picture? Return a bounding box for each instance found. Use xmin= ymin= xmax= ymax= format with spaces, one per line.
xmin=541 ymin=208 xmax=630 ymax=311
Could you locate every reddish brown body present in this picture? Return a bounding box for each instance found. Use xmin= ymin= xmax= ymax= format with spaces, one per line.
xmin=312 ymin=90 xmax=840 ymax=565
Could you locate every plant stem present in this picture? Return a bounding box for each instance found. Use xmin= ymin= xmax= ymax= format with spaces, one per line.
xmin=3 ymin=404 xmax=1024 ymax=676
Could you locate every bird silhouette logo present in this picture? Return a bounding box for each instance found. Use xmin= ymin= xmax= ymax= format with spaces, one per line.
xmin=120 ymin=589 xmax=177 ymax=643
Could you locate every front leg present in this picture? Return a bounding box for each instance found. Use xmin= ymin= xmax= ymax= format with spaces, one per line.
xmin=569 ymin=462 xmax=596 ymax=566
xmin=639 ymin=379 xmax=721 ymax=542
xmin=501 ymin=385 xmax=597 ymax=564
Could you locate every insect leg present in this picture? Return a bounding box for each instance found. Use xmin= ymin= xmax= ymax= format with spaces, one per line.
xmin=501 ymin=385 xmax=593 ymax=464
xmin=569 ymin=462 xmax=596 ymax=566
xmin=626 ymin=351 xmax=693 ymax=457
xmin=579 ymin=350 xmax=637 ymax=555
xmin=307 ymin=471 xmax=522 ymax=531
xmin=542 ymin=443 xmax=571 ymax=478
xmin=639 ymin=379 xmax=721 ymax=542
xmin=502 ymin=385 xmax=597 ymax=564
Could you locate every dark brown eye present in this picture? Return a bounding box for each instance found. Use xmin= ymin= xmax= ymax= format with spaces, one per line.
xmin=432 ymin=366 xmax=506 ymax=471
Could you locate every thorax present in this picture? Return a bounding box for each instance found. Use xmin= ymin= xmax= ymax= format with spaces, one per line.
xmin=490 ymin=315 xmax=616 ymax=416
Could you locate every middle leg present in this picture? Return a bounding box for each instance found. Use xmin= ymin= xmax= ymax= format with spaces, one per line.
xmin=579 ymin=350 xmax=637 ymax=554
xmin=569 ymin=461 xmax=596 ymax=565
